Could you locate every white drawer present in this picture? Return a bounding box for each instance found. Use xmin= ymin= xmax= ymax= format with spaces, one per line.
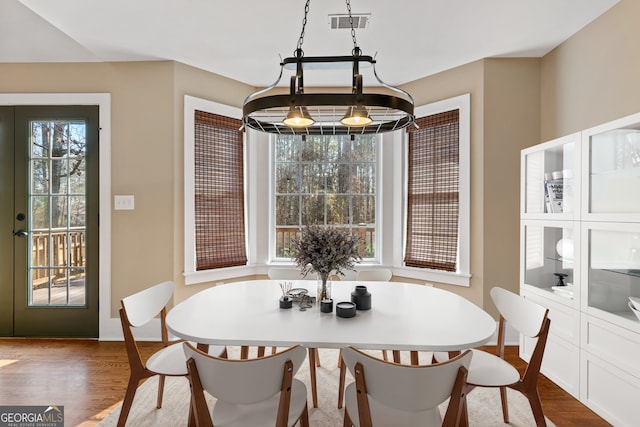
xmin=581 ymin=314 xmax=640 ymax=379
xmin=522 ymin=290 xmax=580 ymax=345
xmin=580 ymin=350 xmax=640 ymax=427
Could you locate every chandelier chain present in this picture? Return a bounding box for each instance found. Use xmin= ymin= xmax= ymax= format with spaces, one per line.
xmin=296 ymin=0 xmax=311 ymax=54
xmin=241 ymin=0 xmax=415 ymax=135
xmin=345 ymin=0 xmax=359 ymax=52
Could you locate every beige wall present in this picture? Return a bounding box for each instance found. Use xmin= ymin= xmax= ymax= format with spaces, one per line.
xmin=541 ymin=0 xmax=640 ymax=140
xmin=482 ymin=58 xmax=541 ymax=317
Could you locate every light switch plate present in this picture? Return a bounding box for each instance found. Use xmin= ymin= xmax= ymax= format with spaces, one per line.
xmin=114 ymin=195 xmax=135 ymax=210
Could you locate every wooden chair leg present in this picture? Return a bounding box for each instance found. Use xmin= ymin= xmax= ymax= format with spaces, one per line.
xmin=186 ymin=359 xmax=214 ymax=427
xmin=500 ymin=386 xmax=509 ymax=424
xmin=257 ymin=346 xmax=266 ymax=357
xmin=410 ymin=351 xmax=419 ymax=365
xmin=460 ymin=395 xmax=470 ymax=427
xmin=525 ymin=389 xmax=547 ymax=427
xmin=188 ymin=396 xmax=196 ymax=427
xmin=338 ymin=357 xmax=347 ymax=408
xmin=298 ymin=402 xmax=310 ymax=427
xmin=381 ymin=350 xmax=388 ymax=361
xmin=117 ymin=376 xmax=141 ymax=427
xmin=307 ymin=347 xmax=318 ymax=408
xmin=315 ymin=347 xmax=321 ymax=367
xmin=240 ymin=345 xmax=249 ymax=359
xmin=343 ymin=408 xmax=353 ymax=427
xmin=442 ymin=366 xmax=469 ymax=427
xmin=156 ymin=374 xmax=165 ymax=408
xmin=337 ymin=349 xmax=342 ymax=368
xmin=392 ymin=350 xmax=401 ymax=363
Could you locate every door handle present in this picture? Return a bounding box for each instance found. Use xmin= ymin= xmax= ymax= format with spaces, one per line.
xmin=13 ymin=229 xmax=28 ymax=237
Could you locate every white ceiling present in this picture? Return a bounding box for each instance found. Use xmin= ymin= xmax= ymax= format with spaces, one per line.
xmin=2 ymin=0 xmax=619 ymax=88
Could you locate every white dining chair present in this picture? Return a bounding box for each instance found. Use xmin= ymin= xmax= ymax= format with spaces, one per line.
xmin=356 ymin=268 xmax=397 ymax=361
xmin=461 ymin=287 xmax=551 ymax=427
xmin=184 ymin=342 xmax=310 ymax=427
xmin=341 ymin=346 xmax=472 ymax=427
xmin=267 ymin=268 xmax=321 ymax=408
xmin=118 ymin=281 xmax=226 ymax=427
xmin=356 ymin=269 xmax=392 ymax=281
xmin=338 ymin=268 xmax=396 ymax=409
xmin=267 ymin=267 xmax=307 ymax=280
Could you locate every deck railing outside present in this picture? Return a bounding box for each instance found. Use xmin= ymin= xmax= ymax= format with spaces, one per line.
xmin=275 ymin=226 xmax=376 ymax=258
xmin=31 ymin=229 xmax=85 ymax=288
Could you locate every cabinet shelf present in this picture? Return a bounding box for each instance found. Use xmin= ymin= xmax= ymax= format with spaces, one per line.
xmin=601 ymin=268 xmax=640 ymax=278
xmin=545 ymin=256 xmax=574 ymax=264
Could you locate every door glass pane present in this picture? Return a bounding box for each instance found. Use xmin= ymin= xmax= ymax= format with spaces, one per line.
xmin=28 ymin=120 xmax=87 ymax=307
xmin=31 ymin=196 xmax=49 ymax=229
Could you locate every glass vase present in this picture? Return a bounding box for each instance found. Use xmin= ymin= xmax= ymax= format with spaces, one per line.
xmin=317 ymin=273 xmax=332 ymax=302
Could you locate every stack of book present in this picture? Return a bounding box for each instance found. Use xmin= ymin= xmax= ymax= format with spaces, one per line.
xmin=544 ymin=172 xmax=564 ymax=213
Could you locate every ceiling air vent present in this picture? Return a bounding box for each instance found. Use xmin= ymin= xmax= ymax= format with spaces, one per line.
xmin=329 ymin=14 xmax=370 ymax=30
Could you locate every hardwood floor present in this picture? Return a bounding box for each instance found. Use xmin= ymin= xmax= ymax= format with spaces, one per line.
xmin=0 ymin=338 xmax=610 ymax=426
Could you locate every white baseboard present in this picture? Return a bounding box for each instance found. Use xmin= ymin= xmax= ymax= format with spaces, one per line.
xmin=100 ymin=317 xmax=163 ymax=342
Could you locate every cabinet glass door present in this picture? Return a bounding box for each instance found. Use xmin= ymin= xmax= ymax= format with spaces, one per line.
xmin=585 ymin=114 xmax=640 ymax=219
xmin=522 ymin=221 xmax=577 ymax=306
xmin=585 ymin=222 xmax=640 ymax=329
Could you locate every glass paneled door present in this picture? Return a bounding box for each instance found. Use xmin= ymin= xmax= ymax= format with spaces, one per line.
xmin=0 ymin=106 xmax=99 ymax=337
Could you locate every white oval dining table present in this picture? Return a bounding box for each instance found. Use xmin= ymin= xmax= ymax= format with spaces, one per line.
xmin=167 ymin=279 xmax=495 ymax=411
xmin=167 ymin=279 xmax=495 ymax=352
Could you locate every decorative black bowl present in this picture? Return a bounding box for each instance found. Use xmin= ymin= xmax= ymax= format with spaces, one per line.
xmin=336 ymin=301 xmax=356 ymax=318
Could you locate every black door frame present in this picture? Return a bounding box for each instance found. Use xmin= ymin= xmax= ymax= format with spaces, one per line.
xmin=0 ymin=93 xmax=110 ymax=338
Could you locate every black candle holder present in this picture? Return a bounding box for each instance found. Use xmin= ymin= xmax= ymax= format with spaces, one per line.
xmin=320 ymin=299 xmax=334 ymax=313
xmin=336 ymin=301 xmax=356 ymax=318
xmin=279 ymin=296 xmax=293 ymax=309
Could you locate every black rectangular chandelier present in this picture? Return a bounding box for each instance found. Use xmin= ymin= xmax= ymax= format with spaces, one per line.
xmin=242 ymin=0 xmax=415 ymax=136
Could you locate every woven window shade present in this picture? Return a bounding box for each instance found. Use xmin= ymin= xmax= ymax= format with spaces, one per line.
xmin=194 ymin=110 xmax=247 ymax=270
xmin=404 ymin=110 xmax=460 ymax=272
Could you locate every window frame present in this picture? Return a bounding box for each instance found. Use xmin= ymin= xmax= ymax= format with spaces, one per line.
xmin=394 ymin=93 xmax=471 ymax=286
xmin=183 ymin=95 xmax=253 ymax=285
xmin=269 ymin=133 xmax=383 ymax=264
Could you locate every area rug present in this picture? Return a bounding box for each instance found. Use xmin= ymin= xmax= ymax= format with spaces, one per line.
xmin=98 ymin=348 xmax=554 ymax=426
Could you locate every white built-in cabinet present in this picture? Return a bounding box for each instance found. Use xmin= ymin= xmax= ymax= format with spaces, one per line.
xmin=520 ymin=112 xmax=640 ymax=426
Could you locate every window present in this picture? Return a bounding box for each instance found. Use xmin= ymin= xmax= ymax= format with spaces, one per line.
xmin=400 ymin=94 xmax=471 ymax=285
xmin=273 ymin=134 xmax=378 ymax=260
xmin=405 ymin=110 xmax=460 ymax=271
xmin=184 ymin=96 xmax=248 ymax=284
xmin=182 ymin=94 xmax=469 ymax=286
xmin=193 ymin=111 xmax=246 ymax=270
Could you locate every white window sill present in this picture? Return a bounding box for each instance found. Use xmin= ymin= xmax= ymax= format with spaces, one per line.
xmin=183 ymin=265 xmax=259 ymax=285
xmin=393 ymin=266 xmax=471 ymax=287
